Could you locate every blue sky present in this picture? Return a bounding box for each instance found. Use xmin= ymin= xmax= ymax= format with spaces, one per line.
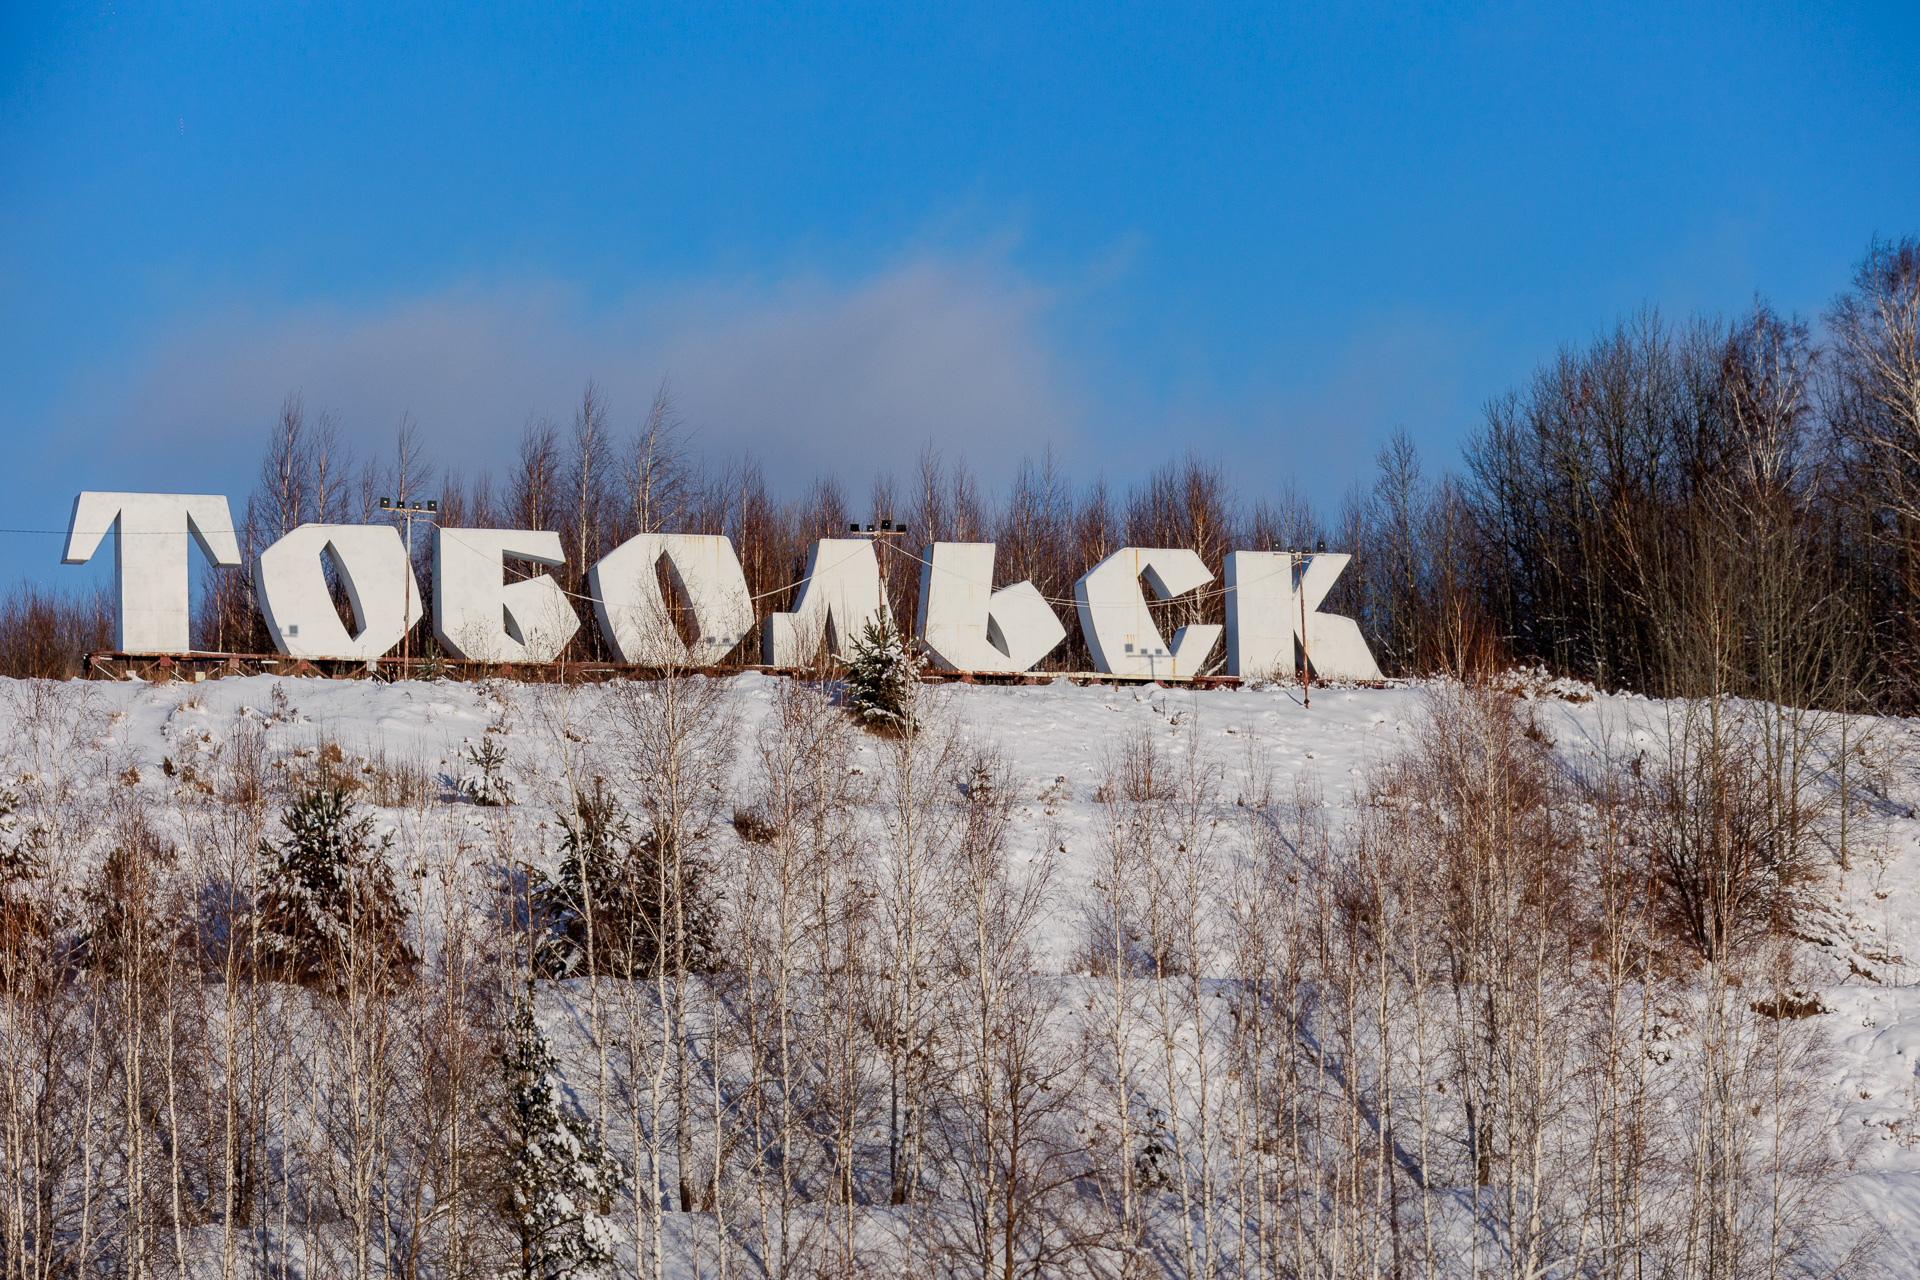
xmin=3 ymin=2 xmax=1916 ymax=585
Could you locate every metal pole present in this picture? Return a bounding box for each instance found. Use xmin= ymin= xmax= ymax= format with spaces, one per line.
xmin=402 ymin=509 xmax=413 ymax=672
xmin=1297 ymin=550 xmax=1310 ymax=709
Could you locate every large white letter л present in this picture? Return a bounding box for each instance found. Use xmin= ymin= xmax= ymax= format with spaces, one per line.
xmin=760 ymin=538 xmax=887 ymax=666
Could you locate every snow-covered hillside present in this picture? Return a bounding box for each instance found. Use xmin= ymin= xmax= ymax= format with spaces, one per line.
xmin=9 ymin=670 xmax=1920 ymax=1275
xmin=93 ymin=666 xmax=1920 ymax=972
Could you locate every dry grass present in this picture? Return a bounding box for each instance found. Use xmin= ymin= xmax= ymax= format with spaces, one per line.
xmin=0 ymin=583 xmax=111 ymax=679
xmin=274 ymin=734 xmax=434 ymax=808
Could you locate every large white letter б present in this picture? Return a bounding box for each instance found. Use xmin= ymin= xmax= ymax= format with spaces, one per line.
xmin=432 ymin=527 xmax=581 ymax=662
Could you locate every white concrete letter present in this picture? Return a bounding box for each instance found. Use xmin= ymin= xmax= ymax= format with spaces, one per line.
xmin=761 ymin=538 xmax=887 ymax=666
xmin=63 ymin=492 xmax=242 ymax=654
xmin=1072 ymin=547 xmax=1223 ymax=679
xmin=432 ymin=528 xmax=581 ymax=662
xmin=916 ymin=542 xmax=1065 ymax=673
xmin=589 ymin=533 xmax=754 ymax=665
xmin=1224 ymin=551 xmax=1294 ymax=680
xmin=1223 ymin=550 xmax=1382 ymax=681
xmin=1296 ymin=552 xmax=1384 ymax=681
xmin=254 ymin=524 xmax=423 ymax=661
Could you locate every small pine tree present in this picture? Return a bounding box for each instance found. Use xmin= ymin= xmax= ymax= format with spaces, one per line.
xmin=529 ymin=780 xmax=721 ymax=979
xmin=501 ymin=989 xmax=622 ymax=1279
xmin=844 ymin=606 xmax=919 ymax=731
xmin=1134 ymin=1102 xmax=1173 ymax=1190
xmin=256 ymin=785 xmax=414 ymax=990
xmin=457 ymin=735 xmax=515 ymax=806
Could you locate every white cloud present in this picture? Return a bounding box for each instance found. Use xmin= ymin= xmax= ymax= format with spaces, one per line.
xmin=31 ymin=255 xmax=1484 ymax=568
xmin=75 ymin=254 xmax=1088 ymax=500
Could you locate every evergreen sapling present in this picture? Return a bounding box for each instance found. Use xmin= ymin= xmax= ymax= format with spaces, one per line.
xmin=529 ymin=779 xmax=721 ymax=979
xmin=458 ymin=735 xmax=515 ymax=806
xmin=501 ymin=989 xmax=623 ymax=1279
xmin=844 ymin=605 xmax=920 ymax=731
xmin=256 ymin=784 xmax=413 ymax=989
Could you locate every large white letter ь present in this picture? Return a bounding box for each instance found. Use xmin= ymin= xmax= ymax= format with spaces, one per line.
xmin=916 ymin=542 xmax=1065 ymax=673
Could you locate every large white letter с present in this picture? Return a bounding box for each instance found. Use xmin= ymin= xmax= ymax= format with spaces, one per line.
xmin=1073 ymin=547 xmax=1223 ymax=679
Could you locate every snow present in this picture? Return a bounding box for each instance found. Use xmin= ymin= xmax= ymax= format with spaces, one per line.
xmin=13 ymin=668 xmax=1920 ymax=1264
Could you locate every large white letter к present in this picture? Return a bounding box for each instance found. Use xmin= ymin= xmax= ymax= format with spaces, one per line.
xmin=432 ymin=528 xmax=581 ymax=663
xmin=589 ymin=533 xmax=754 ymax=666
xmin=761 ymin=538 xmax=887 ymax=666
xmin=1223 ymin=551 xmax=1382 ymax=681
xmin=63 ymin=492 xmax=242 ymax=654
xmin=916 ymin=542 xmax=1065 ymax=673
xmin=254 ymin=524 xmax=423 ymax=661
xmin=1073 ymin=547 xmax=1223 ymax=679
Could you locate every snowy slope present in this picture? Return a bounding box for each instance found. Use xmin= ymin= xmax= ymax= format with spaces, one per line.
xmin=13 ymin=669 xmax=1920 ymax=1261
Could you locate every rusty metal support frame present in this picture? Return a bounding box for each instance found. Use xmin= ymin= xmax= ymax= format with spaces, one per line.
xmin=85 ymin=650 xmax=1245 ymax=690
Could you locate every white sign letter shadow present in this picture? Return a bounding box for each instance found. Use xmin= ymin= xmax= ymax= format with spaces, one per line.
xmin=254 ymin=524 xmax=423 ymax=661
xmin=432 ymin=528 xmax=581 ymax=662
xmin=916 ymin=542 xmax=1064 ymax=673
xmin=761 ymin=538 xmax=887 ymax=666
xmin=589 ymin=533 xmax=754 ymax=665
xmin=1073 ymin=547 xmax=1223 ymax=679
xmin=64 ymin=492 xmax=242 ymax=654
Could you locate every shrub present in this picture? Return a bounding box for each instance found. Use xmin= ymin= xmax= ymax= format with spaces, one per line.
xmin=256 ymin=785 xmax=414 ymax=990
xmin=0 ymin=582 xmax=111 ymax=679
xmin=82 ymin=818 xmax=181 ymax=976
xmin=529 ymin=780 xmax=720 ymax=979
xmin=0 ymin=787 xmax=66 ymax=995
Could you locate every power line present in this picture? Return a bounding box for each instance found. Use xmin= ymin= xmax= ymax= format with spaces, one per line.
xmin=29 ymin=522 xmax=1318 ymax=613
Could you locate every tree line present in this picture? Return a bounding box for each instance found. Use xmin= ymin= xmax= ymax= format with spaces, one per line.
xmin=3 ymin=234 xmax=1915 ymax=706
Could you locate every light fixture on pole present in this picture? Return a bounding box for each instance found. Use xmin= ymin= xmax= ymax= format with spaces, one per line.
xmin=382 ymin=498 xmax=440 ymax=672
